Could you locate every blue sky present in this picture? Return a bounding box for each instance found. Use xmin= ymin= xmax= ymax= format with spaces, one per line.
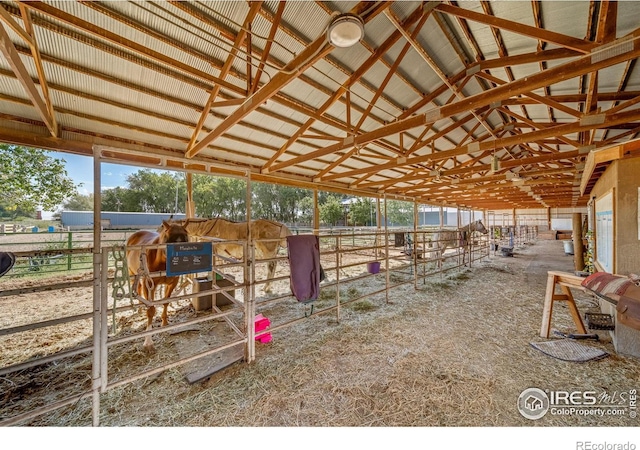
xmin=49 ymin=151 xmax=142 ymax=194
xmin=42 ymin=151 xmax=151 ymax=218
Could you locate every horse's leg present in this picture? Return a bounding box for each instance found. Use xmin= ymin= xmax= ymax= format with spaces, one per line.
xmin=143 ymin=285 xmax=156 ymax=353
xmin=161 ymin=281 xmax=178 ymax=327
xmin=264 ymin=260 xmax=276 ymax=293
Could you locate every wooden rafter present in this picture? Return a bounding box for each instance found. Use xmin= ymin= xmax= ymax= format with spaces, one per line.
xmin=386 ymin=7 xmax=497 ymax=140
xmin=268 ymin=31 xmax=640 ymax=174
xmin=186 ymin=1 xmax=391 ymax=159
xmin=251 ymin=1 xmax=285 ymax=94
xmin=261 ymin=3 xmax=423 ymax=173
xmin=186 ymin=1 xmax=263 ymax=153
xmin=0 ymin=1 xmax=639 ymax=212
xmin=320 ymin=107 xmax=640 ymax=182
xmin=435 ymin=3 xmax=597 ymax=53
xmin=0 ymin=14 xmax=57 ymax=136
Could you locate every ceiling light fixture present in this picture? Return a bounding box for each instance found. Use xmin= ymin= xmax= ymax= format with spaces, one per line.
xmin=326 ymin=13 xmax=364 ymax=48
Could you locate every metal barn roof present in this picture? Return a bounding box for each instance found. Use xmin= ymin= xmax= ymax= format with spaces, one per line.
xmin=2 ymin=1 xmax=640 ymax=210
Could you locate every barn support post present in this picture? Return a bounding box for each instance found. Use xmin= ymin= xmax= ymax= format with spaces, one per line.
xmin=485 ymin=209 xmax=490 ymax=259
xmin=413 ymin=201 xmax=418 ymax=290
xmin=457 ymin=208 xmax=462 ymax=267
xmin=384 ymin=195 xmax=390 ymax=304
xmin=100 ymin=251 xmax=109 ymax=393
xmin=313 ymin=189 xmax=319 ymax=235
xmin=185 ymin=173 xmax=195 ymax=218
xmin=244 ymin=170 xmax=255 ymax=363
xmin=335 ymin=233 xmax=341 ymax=318
xmin=91 ymin=146 xmax=104 ymax=426
xmin=375 ymin=197 xmax=381 ymax=258
xmin=572 ymin=212 xmax=585 ymax=272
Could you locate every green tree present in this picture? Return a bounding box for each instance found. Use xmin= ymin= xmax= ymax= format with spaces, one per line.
xmin=348 ymin=197 xmax=376 ymax=226
xmin=193 ymin=175 xmax=246 ymax=220
xmin=101 ymin=186 xmax=135 ymax=211
xmin=296 ymin=196 xmax=314 ymax=226
xmin=62 ymin=192 xmax=94 ymax=211
xmin=125 ymin=169 xmax=186 ymax=213
xmin=252 ymin=183 xmax=309 ymax=224
xmin=0 ymin=144 xmax=77 ymax=218
xmin=385 ymin=200 xmax=413 ymax=226
xmin=319 ymin=195 xmax=344 ymax=226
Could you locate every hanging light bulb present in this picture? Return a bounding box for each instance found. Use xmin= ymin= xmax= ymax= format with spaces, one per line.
xmin=326 ymin=13 xmax=364 ymax=48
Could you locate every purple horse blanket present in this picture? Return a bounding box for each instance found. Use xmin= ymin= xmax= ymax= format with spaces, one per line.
xmin=287 ymin=235 xmax=321 ymax=303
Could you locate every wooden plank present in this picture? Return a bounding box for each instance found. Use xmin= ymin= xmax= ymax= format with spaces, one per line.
xmin=173 ymin=336 xmax=244 ymax=384
xmin=540 ymin=273 xmax=558 ymax=338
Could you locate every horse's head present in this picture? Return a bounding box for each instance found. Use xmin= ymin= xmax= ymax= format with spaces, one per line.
xmin=474 ymin=220 xmax=488 ymax=234
xmin=160 ymin=220 xmax=189 ymax=243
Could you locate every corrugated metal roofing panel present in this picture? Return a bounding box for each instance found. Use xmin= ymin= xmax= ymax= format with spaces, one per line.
xmin=0 ymin=1 xmax=635 ymax=211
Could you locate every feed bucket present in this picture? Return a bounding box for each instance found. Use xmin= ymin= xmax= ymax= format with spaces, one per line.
xmin=367 ymin=261 xmax=381 ymax=274
xmin=563 ymin=240 xmax=574 ymax=255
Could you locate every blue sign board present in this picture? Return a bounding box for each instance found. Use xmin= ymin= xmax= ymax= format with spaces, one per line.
xmin=166 ymin=242 xmax=212 ymax=276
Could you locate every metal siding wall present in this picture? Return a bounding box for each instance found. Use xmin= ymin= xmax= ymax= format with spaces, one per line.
xmin=60 ymin=212 xmax=186 ymax=228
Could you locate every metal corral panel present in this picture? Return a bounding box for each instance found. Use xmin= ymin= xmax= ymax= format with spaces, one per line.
xmin=61 ymin=211 xmax=186 ymax=229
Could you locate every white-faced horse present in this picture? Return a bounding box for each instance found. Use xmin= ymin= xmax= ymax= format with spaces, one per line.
xmin=126 ymin=220 xmax=189 ymax=353
xmin=180 ymin=218 xmax=291 ymax=293
xmin=432 ymin=219 xmax=488 ymax=267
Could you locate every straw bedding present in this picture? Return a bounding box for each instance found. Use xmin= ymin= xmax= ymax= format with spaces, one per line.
xmin=1 ymin=239 xmax=639 ymax=426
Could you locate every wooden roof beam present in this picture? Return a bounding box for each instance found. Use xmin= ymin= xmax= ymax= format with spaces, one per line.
xmin=353 ymin=8 xmax=430 ymax=134
xmin=263 ymin=4 xmax=426 ymax=173
xmin=321 ymin=106 xmax=640 ymax=182
xmin=444 ymin=1 xmax=484 ymax=62
xmin=473 ymin=48 xmax=581 ymax=72
xmin=16 ymin=4 xmax=57 ymax=138
xmin=435 ymin=3 xmax=597 ymax=53
xmin=388 ymin=170 xmax=575 ymax=194
xmin=385 ymin=7 xmax=497 ymax=139
xmin=503 ymin=92 xmax=640 ymax=105
xmin=186 ymin=1 xmax=263 ymax=153
xmin=583 ymin=2 xmax=617 ymax=145
xmin=186 ymin=1 xmax=386 ymax=159
xmin=187 ymin=31 xmax=333 ymax=158
xmin=250 ymin=1 xmax=285 ymax=94
xmin=267 ymin=31 xmax=640 ymax=174
xmin=496 ymin=106 xmax=581 ymax=148
xmin=476 ymin=71 xmax=582 ymax=119
xmin=0 ymin=20 xmax=57 ymax=137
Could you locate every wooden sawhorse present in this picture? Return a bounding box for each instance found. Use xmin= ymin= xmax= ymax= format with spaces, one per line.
xmin=540 ymin=270 xmax=588 ymax=338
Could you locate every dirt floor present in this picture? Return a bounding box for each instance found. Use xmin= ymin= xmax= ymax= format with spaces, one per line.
xmin=2 ymin=238 xmax=640 ymax=429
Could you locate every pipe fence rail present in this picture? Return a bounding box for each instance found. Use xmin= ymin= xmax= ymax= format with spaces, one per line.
xmin=0 ymin=226 xmax=496 ymax=426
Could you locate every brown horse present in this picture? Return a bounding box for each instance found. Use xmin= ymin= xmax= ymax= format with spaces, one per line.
xmin=432 ymin=219 xmax=488 ymax=267
xmin=126 ymin=220 xmax=189 ymax=353
xmin=180 ymin=218 xmax=291 ymax=293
